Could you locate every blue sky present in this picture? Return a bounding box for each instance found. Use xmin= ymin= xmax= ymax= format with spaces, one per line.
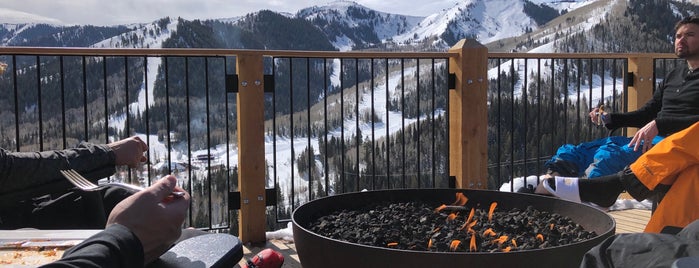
xmin=1 ymin=0 xmax=456 ymax=26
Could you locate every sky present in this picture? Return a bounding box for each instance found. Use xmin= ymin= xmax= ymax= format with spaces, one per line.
xmin=0 ymin=0 xmax=458 ymax=26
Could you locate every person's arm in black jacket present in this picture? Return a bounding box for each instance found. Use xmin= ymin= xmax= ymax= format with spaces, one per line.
xmin=41 ymin=175 xmax=189 ymax=268
xmin=0 ymin=143 xmax=115 ymax=194
xmin=0 ymin=136 xmax=148 ymax=195
xmin=39 ymin=224 xmax=144 ymax=268
xmin=655 ymin=112 xmax=699 ymax=136
xmin=606 ymin=80 xmax=664 ymax=130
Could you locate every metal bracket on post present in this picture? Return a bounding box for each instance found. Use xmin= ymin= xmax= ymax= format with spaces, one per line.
xmin=263 ymin=74 xmax=274 ymax=93
xmin=449 ymin=176 xmax=457 ymax=188
xmin=229 ymin=191 xmax=241 ymax=210
xmin=228 ymin=188 xmax=277 ymax=210
xmin=626 ymin=72 xmax=635 ymax=87
xmin=448 ymin=73 xmax=456 ymax=90
xmin=265 ymin=188 xmax=277 ymax=206
xmin=226 ymin=74 xmax=239 ymax=93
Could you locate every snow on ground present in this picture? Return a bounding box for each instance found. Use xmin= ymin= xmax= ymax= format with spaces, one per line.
xmin=266 ymin=222 xmax=294 ymax=242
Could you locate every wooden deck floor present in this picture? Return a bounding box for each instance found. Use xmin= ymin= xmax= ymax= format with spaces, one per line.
xmin=239 ymin=208 xmax=651 ymax=267
xmin=608 ymin=208 xmax=651 ymax=233
xmin=239 ymin=239 xmax=302 ymax=268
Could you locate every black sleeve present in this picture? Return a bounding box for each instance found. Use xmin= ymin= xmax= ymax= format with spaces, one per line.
xmin=605 ymin=82 xmax=663 ymax=130
xmin=39 ymin=224 xmax=145 ymax=268
xmin=655 ymin=114 xmax=699 ymax=135
xmin=0 ymin=142 xmax=116 ymax=194
xmin=580 ymin=220 xmax=699 ymax=268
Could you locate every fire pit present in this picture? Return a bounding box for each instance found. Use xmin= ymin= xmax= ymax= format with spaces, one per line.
xmin=292 ymin=189 xmax=615 ymax=268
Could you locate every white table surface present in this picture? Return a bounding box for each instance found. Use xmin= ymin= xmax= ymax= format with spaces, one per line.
xmin=0 ymin=229 xmax=101 ymax=241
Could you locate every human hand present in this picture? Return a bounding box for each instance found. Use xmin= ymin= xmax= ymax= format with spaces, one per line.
xmin=629 ymin=120 xmax=658 ymax=153
xmin=589 ymin=107 xmax=609 ymax=125
xmin=106 ymin=175 xmax=190 ymax=264
xmin=108 ymin=136 xmax=148 ymax=168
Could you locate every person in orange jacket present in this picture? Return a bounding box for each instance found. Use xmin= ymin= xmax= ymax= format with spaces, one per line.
xmin=538 ymin=120 xmax=699 ymax=233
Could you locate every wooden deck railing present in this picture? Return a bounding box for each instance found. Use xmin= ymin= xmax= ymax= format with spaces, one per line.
xmin=0 ymin=40 xmax=676 ymax=243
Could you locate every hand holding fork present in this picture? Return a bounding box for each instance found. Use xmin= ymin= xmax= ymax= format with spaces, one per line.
xmin=60 ymin=169 xmax=185 ymax=198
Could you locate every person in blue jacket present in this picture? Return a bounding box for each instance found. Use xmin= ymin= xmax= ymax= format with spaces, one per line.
xmin=546 ymin=15 xmax=699 ymax=179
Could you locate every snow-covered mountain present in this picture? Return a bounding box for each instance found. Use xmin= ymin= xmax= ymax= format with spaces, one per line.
xmin=0 ymin=0 xmax=596 ymax=51
xmin=391 ymin=0 xmax=591 ymax=47
xmin=2 ymin=0 xmax=697 ymax=53
xmin=297 ymin=1 xmax=423 ymax=50
xmin=294 ymin=0 xmax=593 ymax=50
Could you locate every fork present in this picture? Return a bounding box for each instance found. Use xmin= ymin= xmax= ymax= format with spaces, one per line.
xmin=60 ymin=169 xmax=185 ymax=197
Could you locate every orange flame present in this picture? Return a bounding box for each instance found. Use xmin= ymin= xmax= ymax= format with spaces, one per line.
xmin=469 ymin=235 xmax=477 ymax=252
xmin=511 ymin=239 xmax=518 ymax=248
xmin=502 ymin=246 xmax=512 ymax=252
xmin=428 ymin=239 xmax=433 ymax=249
xmin=536 ymin=234 xmax=544 ymax=242
xmin=387 ymin=242 xmax=398 ymax=247
xmin=488 ymin=202 xmax=498 ymax=222
xmin=460 ymin=207 xmax=477 ymax=232
xmin=466 ymin=208 xmax=475 ymax=223
xmin=434 ymin=204 xmax=447 ymax=213
xmin=483 ymin=228 xmax=497 ymax=237
xmin=447 ymin=213 xmax=458 ymax=221
xmin=452 ymin=192 xmax=468 ymax=206
xmin=491 ymin=235 xmax=509 ymax=245
xmin=450 ymin=240 xmax=461 ymax=251
xmin=460 ymin=219 xmax=477 ymax=231
xmin=549 ymin=223 xmax=555 ymax=230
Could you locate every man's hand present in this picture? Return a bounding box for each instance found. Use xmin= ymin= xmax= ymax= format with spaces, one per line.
xmin=629 ymin=120 xmax=659 ymax=153
xmin=108 ymin=136 xmax=148 ymax=168
xmin=589 ymin=107 xmax=609 ymax=125
xmin=106 ymin=175 xmax=190 ymax=264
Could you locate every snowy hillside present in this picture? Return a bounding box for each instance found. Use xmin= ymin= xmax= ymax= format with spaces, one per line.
xmin=91 ymin=18 xmax=177 ymax=49
xmin=297 ymin=1 xmax=423 ymax=50
xmin=487 ymin=0 xmax=618 ymax=99
xmin=0 ymin=0 xmax=602 ymax=51
xmin=392 ymin=0 xmax=595 ymax=47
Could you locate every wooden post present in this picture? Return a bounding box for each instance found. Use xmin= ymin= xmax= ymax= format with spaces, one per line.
xmin=448 ymin=39 xmax=488 ymax=189
xmin=626 ymin=56 xmax=655 ymax=136
xmin=236 ymin=52 xmax=266 ymax=243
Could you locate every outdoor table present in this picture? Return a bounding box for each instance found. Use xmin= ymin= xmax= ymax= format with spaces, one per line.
xmin=0 ymin=229 xmax=242 ymax=267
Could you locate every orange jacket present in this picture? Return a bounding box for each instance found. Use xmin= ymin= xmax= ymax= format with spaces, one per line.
xmin=630 ymin=121 xmax=699 ymax=233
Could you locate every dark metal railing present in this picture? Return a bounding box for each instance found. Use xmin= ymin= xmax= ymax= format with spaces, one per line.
xmin=266 ymin=57 xmax=451 ymax=222
xmin=487 ymin=56 xmax=629 ymax=191
xmin=487 ymin=53 xmax=681 ymax=192
xmin=0 ymin=48 xmax=455 ymax=235
xmin=0 ymin=46 xmax=677 ymax=239
xmin=0 ymin=52 xmax=237 ymax=231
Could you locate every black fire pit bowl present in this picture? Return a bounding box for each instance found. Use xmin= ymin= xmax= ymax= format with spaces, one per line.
xmin=292 ymin=188 xmax=615 ymax=268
